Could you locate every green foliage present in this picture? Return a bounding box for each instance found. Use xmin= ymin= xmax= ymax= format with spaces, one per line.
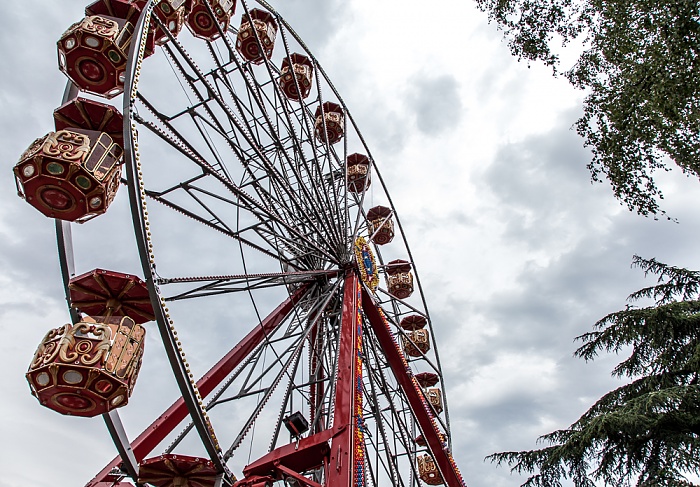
xmin=474 ymin=0 xmax=700 ymax=216
xmin=487 ymin=257 xmax=700 ymax=486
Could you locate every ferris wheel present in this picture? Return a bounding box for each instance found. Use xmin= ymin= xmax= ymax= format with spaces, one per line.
xmin=14 ymin=1 xmax=467 ymax=486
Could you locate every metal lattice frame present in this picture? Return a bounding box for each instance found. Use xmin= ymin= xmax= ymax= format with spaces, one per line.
xmin=48 ymin=1 xmax=464 ymax=486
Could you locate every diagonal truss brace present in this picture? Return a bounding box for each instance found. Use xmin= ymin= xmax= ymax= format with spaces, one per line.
xmin=361 ymin=288 xmax=467 ymax=487
xmin=234 ymin=271 xmax=361 ymax=487
xmin=84 ymin=284 xmax=312 ymax=487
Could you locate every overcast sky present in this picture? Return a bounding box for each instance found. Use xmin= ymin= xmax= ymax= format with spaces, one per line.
xmin=2 ymin=1 xmax=700 ymax=486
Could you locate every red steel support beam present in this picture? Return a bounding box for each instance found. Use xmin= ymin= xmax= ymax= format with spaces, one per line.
xmin=240 ymin=428 xmax=335 ymax=480
xmin=275 ymin=463 xmax=323 ymax=487
xmin=326 ymin=271 xmax=360 ymax=487
xmin=361 ymin=288 xmax=467 ymax=487
xmin=228 ymin=274 xmax=360 ymax=486
xmin=86 ymin=284 xmax=313 ymax=487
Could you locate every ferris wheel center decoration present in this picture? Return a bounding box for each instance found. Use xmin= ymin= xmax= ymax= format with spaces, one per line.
xmin=13 ymin=0 xmax=468 ymax=486
xmin=354 ymin=236 xmax=379 ymax=291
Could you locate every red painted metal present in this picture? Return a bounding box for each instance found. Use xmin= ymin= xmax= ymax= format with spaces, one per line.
xmin=85 ymin=0 xmax=141 ymax=23
xmin=85 ymin=284 xmax=311 ymax=486
xmin=385 ymin=259 xmax=412 ymax=274
xmin=314 ymin=102 xmax=344 ymax=145
xmin=400 ymin=314 xmax=427 ymax=330
xmin=241 ymin=428 xmax=335 ymax=479
xmin=279 ymin=53 xmax=313 ymax=101
xmin=237 ymin=272 xmax=360 ymax=487
xmin=346 ymin=153 xmax=370 ymax=193
xmin=415 ymin=372 xmax=440 ymax=387
xmin=14 ymin=128 xmax=123 ymax=222
xmin=69 ymin=268 xmax=154 ymax=324
xmin=366 ymin=206 xmax=394 ymax=245
xmin=58 ymin=14 xmax=137 ymax=98
xmin=236 ymin=8 xmax=277 ymax=64
xmin=361 ymin=288 xmax=467 ymax=487
xmin=326 ymin=271 xmax=359 ymax=487
xmin=384 ymin=259 xmax=414 ymax=299
xmin=275 ymin=464 xmax=322 ymax=487
xmin=138 ymin=454 xmax=218 ymax=486
xmin=27 ymin=316 xmax=145 ymax=417
xmin=186 ymin=0 xmax=236 ymax=41
xmin=54 ymin=97 xmax=124 ymax=146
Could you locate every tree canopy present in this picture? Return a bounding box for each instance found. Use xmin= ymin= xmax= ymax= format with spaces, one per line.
xmin=475 ymin=0 xmax=700 ymax=217
xmin=488 ymin=256 xmax=700 ymax=486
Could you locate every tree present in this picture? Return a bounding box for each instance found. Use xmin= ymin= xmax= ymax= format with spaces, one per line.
xmin=488 ymin=256 xmax=700 ymax=486
xmin=474 ymin=0 xmax=700 ymax=217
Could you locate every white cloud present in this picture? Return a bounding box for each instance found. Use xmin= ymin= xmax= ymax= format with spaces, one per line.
xmin=452 ymin=351 xmax=559 ymax=409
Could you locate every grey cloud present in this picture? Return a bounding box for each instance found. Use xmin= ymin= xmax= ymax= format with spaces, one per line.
xmin=407 ymin=73 xmax=464 ymax=136
xmin=423 ymin=111 xmax=700 ymax=485
xmin=481 ymin=112 xmax=598 ymax=246
xmin=273 ymin=0 xmax=349 ymax=49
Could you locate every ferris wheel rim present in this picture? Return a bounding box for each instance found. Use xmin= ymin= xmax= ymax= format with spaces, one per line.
xmin=37 ymin=0 xmax=462 ymax=484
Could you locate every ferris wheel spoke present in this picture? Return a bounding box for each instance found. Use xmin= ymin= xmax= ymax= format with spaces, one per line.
xmin=164 ymin=286 xmax=330 ymax=457
xmin=239 ymin=22 xmax=347 ymax=248
xmin=361 ymin=346 xmax=403 ymax=485
xmin=161 ymin=39 xmax=338 ymax=248
xmin=349 ymin=184 xmax=370 ymax=243
xmin=374 ymin=286 xmax=427 ymax=318
xmin=257 ymin=6 xmax=350 ymax=239
xmin=147 ymin=177 xmax=313 ymax=256
xmin=135 ymin=95 xmax=236 ymax=181
xmin=141 ymin=166 xmax=341 ymax=266
xmin=252 ymin=141 xmax=345 ymax=254
xmin=159 ymin=270 xmax=336 ymax=301
xmin=364 ymin=334 xmax=421 ymax=479
xmin=213 ymin=284 xmax=340 ymax=460
xmin=151 ymin=27 xmax=348 ymax=256
xmin=261 ymin=168 xmax=343 ymax=254
xmin=224 ymin=342 xmax=302 ymax=449
xmin=144 ymin=178 xmax=267 ymax=234
xmin=132 ymin=107 xmax=232 ymax=183
xmin=248 ymin=97 xmax=346 ymax=252
xmin=308 ymin=305 xmax=341 ymax=434
xmin=145 ymin=190 xmax=305 ymax=267
xmin=365 ymin=352 xmax=423 ymax=487
xmin=222 ymin=340 xmax=304 ymax=460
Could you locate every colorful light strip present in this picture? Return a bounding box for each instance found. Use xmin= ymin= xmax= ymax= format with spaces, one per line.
xmin=354 ymin=280 xmax=366 ymax=487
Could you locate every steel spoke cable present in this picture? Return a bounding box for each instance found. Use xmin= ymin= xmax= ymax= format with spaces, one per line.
xmin=196 ymin=30 xmax=343 ymax=260
xmin=350 ymin=179 xmax=370 ymax=245
xmin=162 ymin=292 xmax=317 ymax=455
xmin=362 ymin=333 xmax=400 ymax=486
xmin=133 ymin=100 xmax=281 ymax=233
xmin=263 ymin=11 xmax=452 ymax=440
xmin=306 ymin=302 xmax=341 ymax=432
xmin=232 ymin=155 xmax=339 ymax=421
xmin=222 ymin=303 xmax=320 ymax=461
xmin=215 ymin=4 xmax=343 ymax=252
xmin=266 ymin=341 xmax=307 ymax=452
xmin=159 ymin=38 xmax=340 ymax=264
xmin=274 ymin=22 xmax=346 ymax=249
xmin=363 ymin=330 xmax=420 ymax=487
xmin=241 ymin=32 xmax=344 ymax=254
xmin=144 ymin=189 xmax=298 ymax=267
xmin=298 ymin=54 xmax=346 ymax=249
